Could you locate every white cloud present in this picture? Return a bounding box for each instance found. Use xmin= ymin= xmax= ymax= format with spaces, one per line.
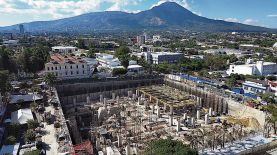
xmin=223 ymin=17 xmax=262 ymax=26
xmin=0 ymin=0 xmax=143 ymax=22
xmin=267 ymin=14 xmax=277 ymax=17
xmin=243 ymin=18 xmax=259 ymax=25
xmin=224 ymin=18 xmax=240 ymax=23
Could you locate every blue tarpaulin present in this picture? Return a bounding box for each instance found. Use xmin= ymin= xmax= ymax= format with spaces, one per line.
xmin=232 ymin=88 xmax=244 ymax=94
xmin=244 ymin=93 xmax=257 ymax=99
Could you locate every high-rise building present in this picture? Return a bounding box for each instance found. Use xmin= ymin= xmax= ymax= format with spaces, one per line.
xmin=19 ymin=24 xmax=24 ymax=34
xmin=143 ymin=32 xmax=148 ymax=40
xmin=136 ymin=35 xmax=145 ymax=46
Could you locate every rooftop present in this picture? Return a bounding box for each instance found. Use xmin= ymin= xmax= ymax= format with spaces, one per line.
xmin=0 ymin=143 xmax=20 ymax=155
xmin=231 ymin=61 xmax=276 ymax=67
xmin=243 ymin=80 xmax=268 ymax=87
xmin=10 ymin=93 xmax=43 ymax=104
xmin=11 ymin=108 xmax=34 ymax=124
xmin=52 ymin=46 xmax=77 ymax=49
xmin=128 ymin=64 xmax=143 ymax=69
xmin=151 ymin=52 xmax=183 ymax=56
xmin=48 ymin=53 xmax=85 ymax=65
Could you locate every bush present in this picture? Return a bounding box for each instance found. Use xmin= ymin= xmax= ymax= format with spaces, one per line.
xmin=267 ymin=76 xmax=277 ymax=81
xmin=112 ymin=68 xmax=127 ymax=76
xmin=144 ymin=139 xmax=198 ymax=155
xmin=24 ymin=129 xmax=36 ymax=143
xmin=54 ymin=122 xmax=61 ymax=128
xmin=27 ymin=120 xmax=39 ymax=129
xmin=23 ymin=149 xmax=40 ymax=155
xmin=30 ymin=102 xmax=38 ymax=111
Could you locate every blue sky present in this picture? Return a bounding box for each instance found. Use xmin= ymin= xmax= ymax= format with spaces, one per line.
xmin=0 ymin=0 xmax=277 ymax=28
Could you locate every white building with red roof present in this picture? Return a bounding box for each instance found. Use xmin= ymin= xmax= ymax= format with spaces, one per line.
xmin=44 ymin=54 xmax=91 ymax=79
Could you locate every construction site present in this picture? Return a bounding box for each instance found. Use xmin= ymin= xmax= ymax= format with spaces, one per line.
xmin=55 ymin=76 xmax=266 ymax=155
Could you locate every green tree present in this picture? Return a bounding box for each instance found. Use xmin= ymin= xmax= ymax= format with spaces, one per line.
xmin=228 ymin=54 xmax=238 ymax=63
xmin=17 ymin=46 xmax=49 ymax=73
xmin=226 ymin=77 xmax=236 ymax=88
xmin=267 ymin=76 xmax=277 ymax=81
xmin=144 ymin=139 xmax=198 ymax=155
xmin=77 ymin=39 xmax=86 ymax=49
xmin=112 ymin=68 xmax=127 ymax=76
xmin=266 ymin=104 xmax=277 ymax=134
xmin=0 ymin=70 xmax=11 ymax=94
xmin=261 ymin=93 xmax=275 ymax=104
xmin=0 ymin=47 xmax=17 ymax=72
xmin=44 ymin=73 xmax=57 ymax=89
xmin=4 ymin=136 xmax=16 ymax=145
xmin=27 ymin=119 xmax=39 ymax=129
xmin=24 ymin=129 xmax=36 ymax=143
xmin=87 ymin=48 xmax=99 ymax=58
xmin=204 ymin=54 xmax=227 ymax=71
xmin=115 ymin=46 xmax=131 ymax=68
xmin=30 ymin=102 xmax=38 ymax=111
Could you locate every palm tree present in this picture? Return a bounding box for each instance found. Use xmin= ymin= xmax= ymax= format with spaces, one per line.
xmin=44 ymin=73 xmax=56 ymax=90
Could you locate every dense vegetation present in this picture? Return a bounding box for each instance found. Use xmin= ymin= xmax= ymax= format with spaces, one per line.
xmin=0 ymin=45 xmax=50 ymax=73
xmin=115 ymin=46 xmax=131 ymax=68
xmin=144 ymin=139 xmax=198 ymax=155
xmin=150 ymin=54 xmax=237 ymax=74
xmin=112 ymin=68 xmax=127 ymax=76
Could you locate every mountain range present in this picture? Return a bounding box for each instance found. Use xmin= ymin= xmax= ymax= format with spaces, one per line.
xmin=0 ymin=2 xmax=275 ymax=33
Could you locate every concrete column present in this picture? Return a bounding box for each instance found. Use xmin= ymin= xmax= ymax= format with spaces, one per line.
xmin=126 ymin=144 xmax=131 ymax=155
xmin=157 ymin=106 xmax=160 ymax=118
xmin=196 ymin=110 xmax=200 ymax=120
xmin=156 ymin=100 xmax=159 ymax=106
xmin=191 ymin=117 xmax=195 ymax=127
xmin=205 ymin=114 xmax=209 ymax=125
xmin=112 ymin=93 xmax=115 ymax=100
xmin=96 ymin=138 xmax=100 ymax=150
xmin=176 ymin=118 xmax=180 ymax=132
xmin=136 ymin=89 xmax=139 ymax=96
xmin=141 ymin=94 xmax=144 ymax=100
xmin=149 ymin=95 xmax=152 ymax=102
xmin=137 ymin=97 xmax=141 ymax=105
xmin=212 ymin=111 xmax=216 ymax=116
xmin=104 ymin=98 xmax=107 ymax=108
xmin=144 ymin=101 xmax=148 ymax=108
xmin=116 ymin=96 xmax=119 ymax=104
xmin=168 ymin=115 xmax=173 ymax=126
xmin=209 ymin=107 xmax=212 ymax=116
xmin=100 ymin=94 xmax=103 ymax=103
xmin=117 ymin=134 xmax=122 ymax=147
xmin=151 ymin=105 xmax=155 ymax=114
xmin=170 ymin=106 xmax=173 ymax=115
xmin=164 ymin=104 xmax=167 ymax=112
xmin=133 ymin=94 xmax=136 ymax=100
xmin=183 ymin=113 xmax=187 ymax=120
xmin=199 ymin=98 xmax=202 ymax=107
xmin=128 ymin=91 xmax=132 ymax=97
xmin=86 ymin=96 xmax=90 ymax=104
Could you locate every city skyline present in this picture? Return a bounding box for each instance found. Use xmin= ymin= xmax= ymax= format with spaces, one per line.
xmin=0 ymin=0 xmax=277 ymax=28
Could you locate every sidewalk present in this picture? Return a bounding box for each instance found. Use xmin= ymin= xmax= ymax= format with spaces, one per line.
xmin=41 ymin=106 xmax=59 ymax=155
